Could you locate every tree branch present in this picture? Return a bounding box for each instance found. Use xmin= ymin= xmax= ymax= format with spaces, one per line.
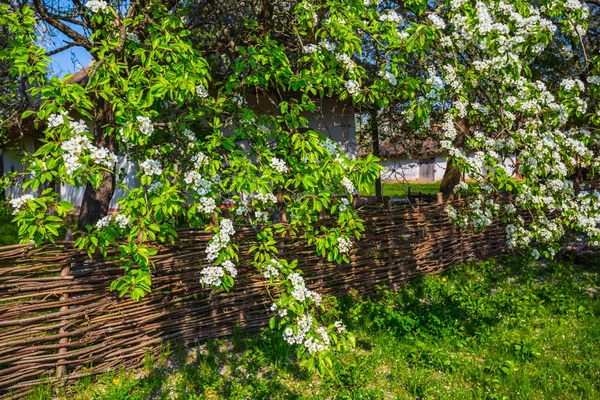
xmin=46 ymin=42 xmax=78 ymax=56
xmin=32 ymin=0 xmax=92 ymax=51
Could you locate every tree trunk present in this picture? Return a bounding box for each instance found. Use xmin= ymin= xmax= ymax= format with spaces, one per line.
xmin=439 ymin=119 xmax=467 ymax=202
xmin=439 ymin=157 xmax=462 ymax=202
xmin=0 ymin=149 xmax=4 ymax=201
xmin=77 ymin=98 xmax=117 ymax=231
xmin=370 ymin=109 xmax=382 ymax=199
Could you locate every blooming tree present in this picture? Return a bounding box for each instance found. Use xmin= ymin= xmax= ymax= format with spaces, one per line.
xmin=1 ymin=0 xmax=600 ymax=372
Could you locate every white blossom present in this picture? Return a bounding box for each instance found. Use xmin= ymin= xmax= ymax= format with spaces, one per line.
xmin=85 ymin=0 xmax=108 ymax=13
xmin=47 ymin=111 xmax=68 ymax=128
xmin=139 ymin=159 xmax=163 ymax=176
xmin=453 ymin=181 xmax=469 ymax=194
xmin=148 ymin=181 xmax=163 ymax=194
xmin=196 ymin=84 xmax=209 ymax=98
xmin=253 ymin=191 xmax=278 ymax=204
xmin=137 ymin=116 xmax=154 ymax=136
xmin=9 ymin=194 xmax=34 ymax=215
xmin=270 ymin=157 xmax=289 ymax=174
xmin=339 ymin=198 xmax=350 ymax=212
xmin=322 ymin=139 xmax=341 ymax=156
xmin=95 ymin=215 xmax=111 ymax=229
xmin=255 ymin=211 xmax=269 ymax=223
xmin=427 ymin=14 xmax=446 ymax=30
xmin=341 ymin=177 xmax=355 ymax=193
xmin=344 ymin=80 xmax=360 ymax=96
xmin=334 ymin=320 xmax=346 ymax=333
xmin=319 ymin=40 xmax=336 ymax=52
xmin=114 ymin=214 xmax=131 ymax=229
xmin=198 ymin=197 xmax=217 ymax=214
xmin=200 ymin=266 xmax=225 ymax=287
xmin=337 ymin=237 xmax=352 ymax=253
xmin=335 ymin=53 xmax=356 ymax=72
xmin=379 ymin=10 xmax=404 ymax=24
xmin=379 ymin=70 xmax=397 ymax=86
xmin=303 ymin=44 xmax=318 ymax=54
xmin=222 ymin=260 xmax=237 ymax=277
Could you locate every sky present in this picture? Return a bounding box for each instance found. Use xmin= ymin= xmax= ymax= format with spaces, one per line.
xmin=41 ymin=0 xmax=132 ymax=77
xmin=43 ymin=26 xmax=93 ymax=77
xmin=36 ymin=0 xmax=103 ymax=77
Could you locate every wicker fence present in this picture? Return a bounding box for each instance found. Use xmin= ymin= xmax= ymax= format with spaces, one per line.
xmin=0 ymin=199 xmax=509 ymax=398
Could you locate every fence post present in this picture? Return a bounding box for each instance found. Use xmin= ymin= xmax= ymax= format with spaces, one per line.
xmin=437 ymin=192 xmax=443 ymax=204
xmin=56 ymin=263 xmax=71 ymax=380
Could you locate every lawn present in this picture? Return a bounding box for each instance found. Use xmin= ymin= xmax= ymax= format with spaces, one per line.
xmin=0 ymin=214 xmax=19 ymax=246
xmin=26 ymin=254 xmax=600 ymax=399
xmin=360 ymin=182 xmax=441 ymax=197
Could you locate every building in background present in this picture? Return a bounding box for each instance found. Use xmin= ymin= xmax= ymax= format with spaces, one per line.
xmin=2 ymin=96 xmax=356 ymax=212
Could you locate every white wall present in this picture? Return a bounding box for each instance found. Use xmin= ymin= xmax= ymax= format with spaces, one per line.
xmin=380 ymin=155 xmax=517 ymax=183
xmin=380 ymin=159 xmax=420 ymax=182
xmin=7 ymin=97 xmax=357 ymax=211
xmin=3 ymin=136 xmax=39 ymax=199
xmin=307 ymin=99 xmax=356 ymax=158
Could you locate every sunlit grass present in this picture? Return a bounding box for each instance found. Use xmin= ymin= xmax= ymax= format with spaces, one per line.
xmin=0 ymin=214 xmax=19 ymax=246
xmin=360 ymin=182 xmax=441 ymax=197
xmin=27 ymin=254 xmax=600 ymax=399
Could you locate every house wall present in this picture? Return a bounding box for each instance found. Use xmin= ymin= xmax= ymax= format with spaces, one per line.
xmin=60 ymin=156 xmax=139 ymax=213
xmin=380 ymin=157 xmax=447 ymax=183
xmin=6 ymin=97 xmax=356 ymax=212
xmin=380 ymin=159 xmax=420 ymax=182
xmin=380 ymin=155 xmax=516 ymax=184
xmin=3 ymin=136 xmax=40 ymax=199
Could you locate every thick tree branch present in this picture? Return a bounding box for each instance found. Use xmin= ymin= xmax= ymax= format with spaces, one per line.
xmin=32 ymin=0 xmax=92 ymax=51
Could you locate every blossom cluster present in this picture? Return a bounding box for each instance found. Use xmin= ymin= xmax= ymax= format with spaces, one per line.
xmin=137 ymin=116 xmax=154 ymax=136
xmin=9 ymin=194 xmax=34 ymax=215
xmin=379 ymin=10 xmax=404 ymax=24
xmin=263 ymin=259 xmax=281 ymax=279
xmin=195 ymin=84 xmax=209 ymax=98
xmin=344 ymin=80 xmax=360 ymax=97
xmin=205 ymin=219 xmax=235 ymax=262
xmin=139 ymin=159 xmax=163 ymax=176
xmin=321 ymin=138 xmax=341 ymax=156
xmin=57 ymin=117 xmax=117 ymax=175
xmin=339 ymin=197 xmax=350 ymax=212
xmin=47 ymin=111 xmax=67 ymax=128
xmin=288 ymin=272 xmax=322 ymax=305
xmin=379 ymin=70 xmax=397 ymax=86
xmin=270 ymin=157 xmax=289 ymax=174
xmin=282 ymin=314 xmax=331 ymax=354
xmin=337 ymin=237 xmax=352 ymax=253
xmin=96 ymin=215 xmax=111 ymax=229
xmin=197 ymin=197 xmax=216 ymax=214
xmin=253 ymin=191 xmax=278 ymax=204
xmin=85 ymin=0 xmax=108 ymax=13
xmin=335 ymin=53 xmax=356 ymax=72
xmin=341 ymin=177 xmax=355 ymax=193
xmin=114 ymin=214 xmax=131 ymax=229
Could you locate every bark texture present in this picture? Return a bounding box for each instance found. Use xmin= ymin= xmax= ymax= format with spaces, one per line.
xmin=439 ymin=119 xmax=468 ymax=202
xmin=77 ymin=98 xmax=117 ymax=231
xmin=439 ymin=158 xmax=462 ymax=202
xmin=370 ymin=109 xmax=382 ymax=199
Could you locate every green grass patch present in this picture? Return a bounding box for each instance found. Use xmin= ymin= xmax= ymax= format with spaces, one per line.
xmin=0 ymin=213 xmax=19 ymax=246
xmin=360 ymin=182 xmax=441 ymax=197
xmin=32 ymin=254 xmax=600 ymax=400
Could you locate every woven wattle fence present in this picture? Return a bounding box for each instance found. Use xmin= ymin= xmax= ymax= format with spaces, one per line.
xmin=0 ymin=199 xmax=508 ymax=398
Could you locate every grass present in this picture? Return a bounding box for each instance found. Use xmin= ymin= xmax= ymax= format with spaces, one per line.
xmin=24 ymin=254 xmax=600 ymax=399
xmin=360 ymin=182 xmax=441 ymax=197
xmin=0 ymin=213 xmax=19 ymax=246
